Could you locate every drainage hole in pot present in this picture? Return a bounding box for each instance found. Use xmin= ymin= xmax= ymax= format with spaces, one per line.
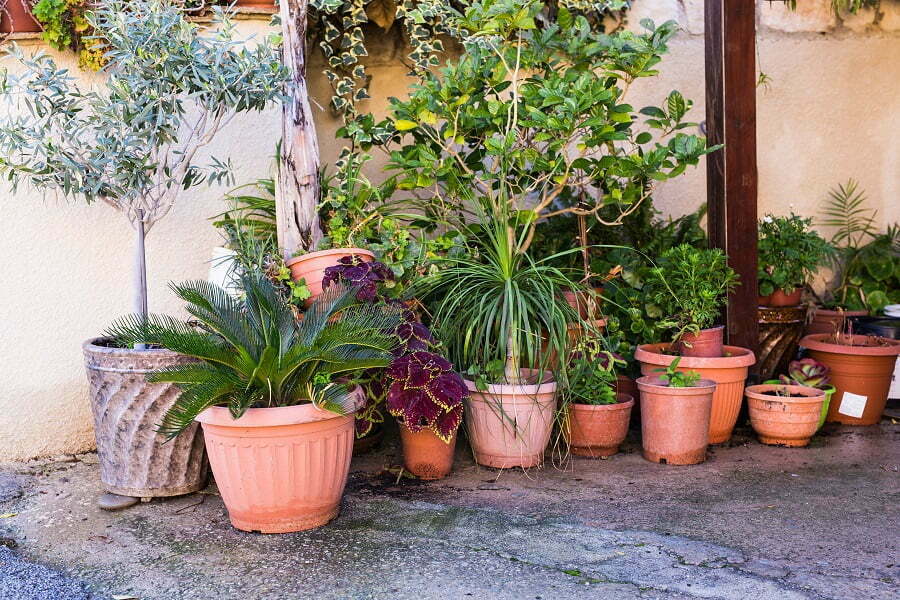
xmin=660 ymin=458 xmax=667 ymax=465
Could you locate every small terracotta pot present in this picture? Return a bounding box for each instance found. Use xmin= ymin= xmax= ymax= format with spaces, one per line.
xmin=399 ymin=426 xmax=457 ymax=480
xmin=758 ymin=288 xmax=802 ymax=307
xmin=635 ymin=344 xmax=755 ymax=444
xmin=463 ymin=370 xmax=557 ymax=469
xmin=636 ymin=377 xmax=716 ymax=465
xmin=804 ymin=307 xmax=868 ymax=336
xmin=198 ymin=399 xmax=358 ymax=533
xmin=0 ymin=0 xmax=41 ymax=34
xmin=615 ymin=375 xmax=640 ymax=424
xmin=745 ymin=384 xmax=825 ymax=447
xmin=764 ymin=380 xmax=834 ymax=431
xmin=677 ymin=325 xmax=725 ymax=358
xmin=562 ymin=286 xmax=604 ymax=320
xmin=800 ymin=334 xmax=900 ymax=425
xmin=564 ymin=394 xmax=633 ymax=458
xmin=285 ymin=248 xmax=374 ymax=307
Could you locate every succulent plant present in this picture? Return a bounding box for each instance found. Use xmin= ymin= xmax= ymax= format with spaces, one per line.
xmin=779 ymin=358 xmax=831 ymax=389
xmin=386 ymin=351 xmax=467 ymax=443
xmin=322 ymin=256 xmax=394 ymax=302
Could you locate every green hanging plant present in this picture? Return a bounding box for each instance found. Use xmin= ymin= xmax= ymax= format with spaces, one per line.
xmin=31 ymin=0 xmax=105 ymax=70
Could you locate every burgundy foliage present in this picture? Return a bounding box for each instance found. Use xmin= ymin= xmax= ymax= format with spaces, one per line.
xmin=322 ymin=256 xmax=394 ymax=302
xmin=386 ymin=351 xmax=467 ymax=442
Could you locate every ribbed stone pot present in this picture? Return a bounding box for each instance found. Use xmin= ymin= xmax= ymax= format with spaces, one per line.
xmin=758 ymin=305 xmax=808 ymax=381
xmin=83 ymin=338 xmax=208 ymax=498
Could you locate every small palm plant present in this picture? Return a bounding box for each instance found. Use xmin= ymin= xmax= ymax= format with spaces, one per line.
xmin=106 ymin=276 xmax=404 ymax=438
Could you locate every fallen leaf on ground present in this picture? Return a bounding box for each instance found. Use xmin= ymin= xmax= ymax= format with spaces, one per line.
xmin=0 ymin=513 xmax=16 ymax=519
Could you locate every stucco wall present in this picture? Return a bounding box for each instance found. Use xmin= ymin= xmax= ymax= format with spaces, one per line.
xmin=1 ymin=1 xmax=898 ymax=461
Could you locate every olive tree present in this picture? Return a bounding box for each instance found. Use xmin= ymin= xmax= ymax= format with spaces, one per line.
xmin=0 ymin=0 xmax=287 ymax=320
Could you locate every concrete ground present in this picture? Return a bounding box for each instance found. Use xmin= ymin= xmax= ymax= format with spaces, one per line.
xmin=0 ymin=418 xmax=897 ymax=600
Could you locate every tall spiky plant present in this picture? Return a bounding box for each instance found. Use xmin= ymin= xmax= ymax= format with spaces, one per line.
xmin=106 ymin=277 xmax=404 ymax=438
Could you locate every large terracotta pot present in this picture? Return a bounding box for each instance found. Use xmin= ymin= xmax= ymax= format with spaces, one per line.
xmin=563 ymin=394 xmax=633 ymax=458
xmin=804 ymin=307 xmax=868 ymax=336
xmin=463 ymin=370 xmax=557 ymax=469
xmin=758 ymin=287 xmax=802 ymax=307
xmin=83 ymin=338 xmax=208 ymax=498
xmin=745 ymin=384 xmax=825 ymax=447
xmin=198 ymin=400 xmax=357 ymax=533
xmin=800 ymin=334 xmax=900 ymax=426
xmin=677 ymin=325 xmax=724 ymax=358
xmin=636 ymin=377 xmax=716 ymax=465
xmin=285 ymin=248 xmax=374 ymax=307
xmin=399 ymin=426 xmax=457 ymax=480
xmin=0 ymin=0 xmax=40 ymax=34
xmin=635 ymin=344 xmax=755 ymax=444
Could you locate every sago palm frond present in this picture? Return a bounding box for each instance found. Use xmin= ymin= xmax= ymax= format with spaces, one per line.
xmin=105 ymin=313 xmax=237 ymax=368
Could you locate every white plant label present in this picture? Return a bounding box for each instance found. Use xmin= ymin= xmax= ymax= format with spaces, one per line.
xmin=838 ymin=392 xmax=867 ymax=419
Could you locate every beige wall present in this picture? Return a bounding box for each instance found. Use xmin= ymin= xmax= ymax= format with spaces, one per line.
xmin=1 ymin=1 xmax=898 ymax=461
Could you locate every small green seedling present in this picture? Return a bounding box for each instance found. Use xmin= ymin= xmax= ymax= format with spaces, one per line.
xmin=654 ymin=357 xmax=701 ymax=388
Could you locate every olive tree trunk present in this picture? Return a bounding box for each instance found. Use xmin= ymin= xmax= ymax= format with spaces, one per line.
xmin=277 ymin=0 xmax=323 ymax=259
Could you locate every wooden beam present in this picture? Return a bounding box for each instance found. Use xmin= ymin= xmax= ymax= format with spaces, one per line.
xmin=704 ymin=0 xmax=759 ymax=357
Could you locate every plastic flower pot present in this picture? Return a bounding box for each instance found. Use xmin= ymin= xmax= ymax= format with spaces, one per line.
xmin=197 ymin=398 xmax=359 ymax=533
xmin=758 ymin=287 xmax=802 ymax=308
xmin=804 ymin=307 xmax=868 ymax=336
xmin=849 ymin=316 xmax=900 ymax=340
xmin=563 ymin=394 xmax=633 ymax=458
xmin=463 ymin=370 xmax=557 ymax=469
xmin=0 ymin=0 xmax=41 ymax=34
xmin=635 ymin=344 xmax=756 ymax=444
xmin=800 ymin=334 xmax=900 ymax=426
xmin=745 ymin=384 xmax=825 ymax=447
xmin=285 ymin=248 xmax=374 ymax=307
xmin=399 ymin=426 xmax=457 ymax=480
xmin=764 ymin=380 xmax=834 ymax=430
xmin=677 ymin=325 xmax=725 ymax=358
xmin=636 ymin=377 xmax=716 ymax=465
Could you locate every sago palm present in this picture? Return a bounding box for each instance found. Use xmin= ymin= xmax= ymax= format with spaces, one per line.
xmin=106 ymin=275 xmax=403 ymax=439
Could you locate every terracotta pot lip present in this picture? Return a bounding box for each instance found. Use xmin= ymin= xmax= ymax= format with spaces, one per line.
xmin=745 ymin=384 xmax=825 ymax=402
xmin=197 ymin=385 xmax=362 ymax=427
xmin=800 ymin=333 xmax=900 ymax=356
xmin=811 ymin=306 xmax=869 ymax=317
xmin=284 ymin=247 xmax=374 ymax=267
xmin=83 ymin=337 xmax=181 ymax=358
xmin=635 ymin=343 xmax=756 ymax=367
xmin=635 ymin=376 xmax=716 ymax=393
xmin=464 ymin=369 xmax=556 ymax=395
xmin=570 ymin=394 xmax=634 ymax=410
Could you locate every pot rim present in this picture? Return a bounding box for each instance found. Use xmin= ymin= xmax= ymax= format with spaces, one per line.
xmin=745 ymin=383 xmax=826 ymax=403
xmin=635 ymin=376 xmax=716 ymax=393
xmin=83 ymin=336 xmax=181 ymax=358
xmin=810 ymin=306 xmax=869 ymax=317
xmin=800 ymin=333 xmax=900 ymax=356
xmin=635 ymin=343 xmax=756 ymax=367
xmin=284 ymin=247 xmax=374 ymax=267
xmin=197 ymin=385 xmax=363 ymax=428
xmin=569 ymin=394 xmax=634 ymax=411
xmin=463 ymin=369 xmax=556 ymax=395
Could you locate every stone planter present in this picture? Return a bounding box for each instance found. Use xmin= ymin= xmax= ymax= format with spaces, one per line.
xmin=758 ymin=304 xmax=808 ymax=381
xmin=83 ymin=338 xmax=208 ymax=498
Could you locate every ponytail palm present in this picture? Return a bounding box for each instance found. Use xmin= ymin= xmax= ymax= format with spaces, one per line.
xmin=106 ymin=276 xmax=403 ymax=438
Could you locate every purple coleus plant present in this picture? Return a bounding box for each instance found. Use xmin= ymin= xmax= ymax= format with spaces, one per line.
xmin=322 ymin=256 xmax=394 ymax=302
xmin=386 ymin=351 xmax=467 ymax=443
xmin=779 ymin=358 xmax=831 ymax=389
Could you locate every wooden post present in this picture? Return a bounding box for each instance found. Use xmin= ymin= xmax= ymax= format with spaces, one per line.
xmin=277 ymin=0 xmax=324 ymax=259
xmin=705 ymin=0 xmax=759 ymax=357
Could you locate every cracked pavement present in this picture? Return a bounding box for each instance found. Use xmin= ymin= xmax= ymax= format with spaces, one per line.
xmin=0 ymin=420 xmax=897 ymax=599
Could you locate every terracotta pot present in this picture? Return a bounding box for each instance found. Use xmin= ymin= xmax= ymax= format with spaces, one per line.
xmin=636 ymin=377 xmax=716 ymax=465
xmin=615 ymin=375 xmax=640 ymax=424
xmin=83 ymin=338 xmax=208 ymax=498
xmin=234 ymin=0 xmax=275 ymax=8
xmin=677 ymin=325 xmax=724 ymax=358
xmin=285 ymin=248 xmax=374 ymax=307
xmin=399 ymin=426 xmax=457 ymax=480
xmin=804 ymin=307 xmax=868 ymax=336
xmin=635 ymin=344 xmax=755 ymax=444
xmin=800 ymin=334 xmax=900 ymax=426
xmin=745 ymin=384 xmax=825 ymax=447
xmin=0 ymin=0 xmax=41 ymax=34
xmin=463 ymin=370 xmax=557 ymax=469
xmin=564 ymin=394 xmax=633 ymax=458
xmin=562 ymin=286 xmax=604 ymax=320
xmin=198 ymin=399 xmax=358 ymax=533
xmin=758 ymin=288 xmax=802 ymax=307
xmin=765 ymin=380 xmax=834 ymax=431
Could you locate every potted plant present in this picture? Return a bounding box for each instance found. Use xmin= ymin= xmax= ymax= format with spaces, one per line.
xmin=636 ymin=244 xmax=754 ymax=444
xmin=768 ymin=358 xmax=835 ymax=430
xmin=800 ymin=331 xmax=900 ymax=426
xmin=757 ymin=213 xmax=830 ymax=307
xmin=563 ymin=341 xmax=633 ymax=458
xmin=386 ymin=351 xmax=467 ymax=480
xmin=0 ymin=0 xmax=39 ymax=34
xmin=745 ymin=383 xmax=826 ymax=447
xmin=108 ymin=277 xmax=404 ymax=532
xmin=636 ymin=359 xmax=716 ymax=465
xmin=0 ymin=0 xmax=286 ymax=508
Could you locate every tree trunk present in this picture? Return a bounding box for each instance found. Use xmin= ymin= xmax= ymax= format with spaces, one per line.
xmin=277 ymin=0 xmax=323 ymax=260
xmin=133 ymin=213 xmax=148 ymax=350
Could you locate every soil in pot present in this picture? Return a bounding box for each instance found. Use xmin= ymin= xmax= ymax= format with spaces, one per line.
xmin=0 ymin=0 xmax=41 ymax=33
xmin=800 ymin=333 xmax=900 ymax=426
xmin=677 ymin=325 xmax=724 ymax=358
xmin=399 ymin=426 xmax=457 ymax=480
xmin=745 ymin=384 xmax=825 ymax=447
xmin=758 ymin=288 xmax=802 ymax=308
xmin=563 ymin=394 xmax=633 ymax=458
xmin=635 ymin=344 xmax=755 ymax=444
xmin=805 ymin=307 xmax=868 ymax=336
xmin=285 ymin=248 xmax=374 ymax=307
xmin=463 ymin=370 xmax=557 ymax=469
xmin=636 ymin=377 xmax=715 ymax=465
xmin=198 ymin=401 xmax=357 ymax=533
